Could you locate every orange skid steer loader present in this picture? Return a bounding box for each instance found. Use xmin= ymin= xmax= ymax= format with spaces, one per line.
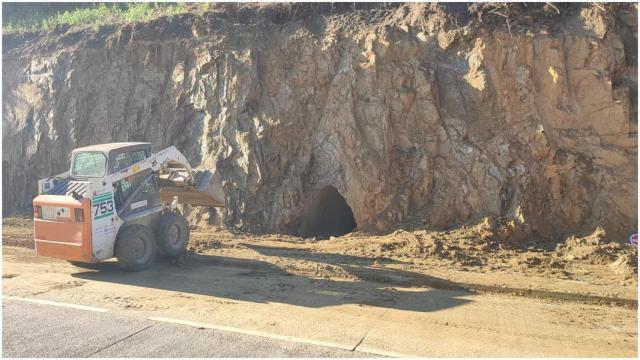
xmin=33 ymin=142 xmax=224 ymax=270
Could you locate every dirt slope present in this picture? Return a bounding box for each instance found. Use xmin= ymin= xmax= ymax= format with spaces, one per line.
xmin=2 ymin=3 xmax=637 ymax=242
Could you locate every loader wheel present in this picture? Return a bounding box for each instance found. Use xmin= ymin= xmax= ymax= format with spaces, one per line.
xmin=115 ymin=225 xmax=156 ymax=271
xmin=155 ymin=213 xmax=190 ymax=257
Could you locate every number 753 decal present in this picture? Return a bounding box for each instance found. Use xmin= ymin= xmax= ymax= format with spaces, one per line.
xmin=92 ymin=193 xmax=115 ymax=220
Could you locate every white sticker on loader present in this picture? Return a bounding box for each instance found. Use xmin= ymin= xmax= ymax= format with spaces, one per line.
xmin=55 ymin=207 xmax=70 ymax=218
xmin=91 ymin=191 xmax=117 ymax=260
xmin=130 ymin=200 xmax=147 ymax=210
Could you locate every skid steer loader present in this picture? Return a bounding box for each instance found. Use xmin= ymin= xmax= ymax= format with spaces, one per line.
xmin=32 ymin=142 xmax=224 ymax=271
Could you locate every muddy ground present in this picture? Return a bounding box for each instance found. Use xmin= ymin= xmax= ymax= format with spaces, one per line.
xmin=3 ymin=217 xmax=637 ymax=306
xmin=3 ymin=217 xmax=639 ymax=356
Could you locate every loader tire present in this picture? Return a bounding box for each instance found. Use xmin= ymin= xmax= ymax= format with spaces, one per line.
xmin=155 ymin=213 xmax=190 ymax=257
xmin=115 ymin=225 xmax=156 ymax=271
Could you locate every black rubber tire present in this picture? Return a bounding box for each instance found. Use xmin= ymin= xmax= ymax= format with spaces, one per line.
xmin=115 ymin=225 xmax=156 ymax=271
xmin=155 ymin=213 xmax=190 ymax=257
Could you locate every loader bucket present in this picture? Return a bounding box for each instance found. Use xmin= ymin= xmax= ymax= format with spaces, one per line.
xmin=158 ymin=169 xmax=225 ymax=207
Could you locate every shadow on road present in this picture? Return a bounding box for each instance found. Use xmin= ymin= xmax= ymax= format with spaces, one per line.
xmin=72 ymin=246 xmax=474 ymax=313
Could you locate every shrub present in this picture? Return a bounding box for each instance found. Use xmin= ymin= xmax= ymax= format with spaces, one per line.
xmin=2 ymin=2 xmax=193 ymax=34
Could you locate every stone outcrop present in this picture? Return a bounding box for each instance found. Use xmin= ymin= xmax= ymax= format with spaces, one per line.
xmin=2 ymin=3 xmax=637 ymax=241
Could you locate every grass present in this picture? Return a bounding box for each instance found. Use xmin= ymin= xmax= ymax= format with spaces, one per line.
xmin=3 ymin=2 xmax=192 ymax=34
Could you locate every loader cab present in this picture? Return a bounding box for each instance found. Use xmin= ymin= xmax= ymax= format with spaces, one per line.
xmin=70 ymin=142 xmax=160 ymax=218
xmin=70 ymin=142 xmax=153 ymax=178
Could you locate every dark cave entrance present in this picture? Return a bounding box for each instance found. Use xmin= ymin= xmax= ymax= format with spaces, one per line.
xmin=297 ymin=186 xmax=357 ymax=238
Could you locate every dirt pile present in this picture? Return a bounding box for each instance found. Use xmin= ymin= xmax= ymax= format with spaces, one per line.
xmin=554 ymin=227 xmax=638 ymax=279
xmin=609 ymin=253 xmax=638 ymax=279
xmin=556 ymin=227 xmax=622 ymax=264
xmin=292 ymin=216 xmax=638 ymax=281
xmin=2 ymin=3 xmax=637 ymax=242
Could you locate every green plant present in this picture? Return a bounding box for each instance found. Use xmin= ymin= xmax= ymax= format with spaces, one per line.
xmin=2 ymin=2 xmax=192 ymax=34
xmin=123 ymin=3 xmax=154 ymax=23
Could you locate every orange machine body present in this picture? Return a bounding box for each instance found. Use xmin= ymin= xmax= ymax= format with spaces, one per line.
xmin=33 ymin=195 xmax=95 ymax=262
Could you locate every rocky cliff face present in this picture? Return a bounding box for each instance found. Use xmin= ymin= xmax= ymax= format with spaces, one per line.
xmin=2 ymin=4 xmax=637 ymax=242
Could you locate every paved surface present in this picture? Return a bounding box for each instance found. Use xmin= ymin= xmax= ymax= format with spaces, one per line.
xmin=2 ymin=300 xmax=368 ymax=357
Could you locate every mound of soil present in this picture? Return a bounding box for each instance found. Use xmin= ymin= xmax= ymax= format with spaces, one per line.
xmin=609 ymin=253 xmax=639 ymax=279
xmin=555 ymin=228 xmax=634 ymax=265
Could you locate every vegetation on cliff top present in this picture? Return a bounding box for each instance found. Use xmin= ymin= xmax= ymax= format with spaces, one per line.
xmin=2 ymin=2 xmax=193 ymax=33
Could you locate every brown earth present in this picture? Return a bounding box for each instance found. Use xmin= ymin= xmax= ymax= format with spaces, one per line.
xmin=186 ymin=219 xmax=639 ymax=305
xmin=2 ymin=3 xmax=638 ymax=243
xmin=3 ymin=243 xmax=637 ymax=357
xmin=3 ymin=217 xmax=637 ymax=305
xmin=2 ymin=215 xmax=638 ymax=356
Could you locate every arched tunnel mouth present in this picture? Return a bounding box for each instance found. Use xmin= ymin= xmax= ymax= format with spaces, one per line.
xmin=296 ymin=186 xmax=357 ymax=238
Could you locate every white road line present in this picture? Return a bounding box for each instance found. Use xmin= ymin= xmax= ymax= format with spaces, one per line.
xmin=3 ymin=295 xmax=109 ymax=313
xmin=149 ymin=316 xmax=409 ymax=357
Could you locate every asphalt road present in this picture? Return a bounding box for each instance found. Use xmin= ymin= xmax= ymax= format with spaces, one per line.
xmin=1 ymin=299 xmax=369 ymax=357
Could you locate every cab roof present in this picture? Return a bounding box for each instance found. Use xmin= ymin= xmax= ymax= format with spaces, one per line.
xmin=72 ymin=142 xmax=151 ymax=154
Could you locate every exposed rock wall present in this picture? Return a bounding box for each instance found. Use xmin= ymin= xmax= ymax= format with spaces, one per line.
xmin=2 ymin=4 xmax=637 ymax=241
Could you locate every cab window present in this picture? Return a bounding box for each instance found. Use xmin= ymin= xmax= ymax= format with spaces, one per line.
xmin=72 ymin=152 xmax=107 ymax=177
xmin=112 ymin=150 xmax=149 ymax=173
xmin=114 ymin=169 xmax=160 ymax=217
xmin=130 ymin=150 xmax=147 ymax=163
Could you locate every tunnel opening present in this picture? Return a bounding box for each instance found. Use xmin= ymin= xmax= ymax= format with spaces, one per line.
xmin=297 ymin=186 xmax=357 ymax=238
